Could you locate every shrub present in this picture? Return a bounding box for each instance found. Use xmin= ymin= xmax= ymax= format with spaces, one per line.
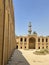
xmin=33 ymin=49 xmax=49 ymax=55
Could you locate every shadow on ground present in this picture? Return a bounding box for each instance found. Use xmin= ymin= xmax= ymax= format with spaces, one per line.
xmin=7 ymin=49 xmax=30 ymax=65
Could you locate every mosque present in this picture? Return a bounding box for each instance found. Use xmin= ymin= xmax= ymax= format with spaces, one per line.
xmin=16 ymin=22 xmax=49 ymax=49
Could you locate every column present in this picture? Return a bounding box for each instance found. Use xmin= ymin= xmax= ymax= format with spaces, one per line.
xmin=27 ymin=38 xmax=29 ymax=49
xmin=23 ymin=37 xmax=24 ymax=49
xmin=36 ymin=37 xmax=38 ymax=49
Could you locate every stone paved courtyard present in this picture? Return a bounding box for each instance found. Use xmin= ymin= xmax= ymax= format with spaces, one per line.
xmin=7 ymin=49 xmax=49 ymax=65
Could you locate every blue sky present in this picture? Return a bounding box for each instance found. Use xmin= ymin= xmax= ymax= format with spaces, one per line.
xmin=13 ymin=0 xmax=49 ymax=36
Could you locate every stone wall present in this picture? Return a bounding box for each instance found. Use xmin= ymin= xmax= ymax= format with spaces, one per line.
xmin=0 ymin=0 xmax=4 ymax=65
xmin=0 ymin=0 xmax=16 ymax=65
xmin=16 ymin=35 xmax=49 ymax=50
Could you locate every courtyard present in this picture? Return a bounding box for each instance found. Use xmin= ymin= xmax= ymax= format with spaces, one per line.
xmin=7 ymin=49 xmax=49 ymax=65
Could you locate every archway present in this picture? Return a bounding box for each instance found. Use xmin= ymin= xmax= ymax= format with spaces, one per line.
xmin=16 ymin=45 xmax=18 ymax=49
xmin=29 ymin=37 xmax=36 ymax=49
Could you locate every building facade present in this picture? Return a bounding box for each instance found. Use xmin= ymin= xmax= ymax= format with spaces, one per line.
xmin=16 ymin=34 xmax=49 ymax=49
xmin=0 ymin=0 xmax=16 ymax=65
xmin=16 ymin=22 xmax=49 ymax=50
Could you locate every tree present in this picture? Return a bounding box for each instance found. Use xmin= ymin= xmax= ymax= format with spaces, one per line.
xmin=33 ymin=31 xmax=37 ymax=35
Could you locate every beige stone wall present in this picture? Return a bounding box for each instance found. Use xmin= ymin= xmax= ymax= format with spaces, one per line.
xmin=16 ymin=35 xmax=49 ymax=50
xmin=36 ymin=37 xmax=49 ymax=49
xmin=0 ymin=0 xmax=16 ymax=65
xmin=0 ymin=0 xmax=4 ymax=65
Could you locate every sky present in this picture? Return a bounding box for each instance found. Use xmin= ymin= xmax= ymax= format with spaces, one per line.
xmin=13 ymin=0 xmax=49 ymax=36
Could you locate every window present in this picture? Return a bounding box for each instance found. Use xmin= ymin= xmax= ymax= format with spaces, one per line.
xmin=24 ymin=38 xmax=27 ymax=42
xmin=25 ymin=46 xmax=26 ymax=48
xmin=16 ymin=45 xmax=18 ymax=49
xmin=21 ymin=47 xmax=22 ymax=49
xmin=46 ymin=46 xmax=48 ymax=49
xmin=38 ymin=38 xmax=40 ymax=42
xmin=38 ymin=47 xmax=40 ymax=49
xmin=20 ymin=38 xmax=23 ymax=42
xmin=42 ymin=47 xmax=44 ymax=49
xmin=46 ymin=38 xmax=48 ymax=42
xmin=42 ymin=38 xmax=44 ymax=42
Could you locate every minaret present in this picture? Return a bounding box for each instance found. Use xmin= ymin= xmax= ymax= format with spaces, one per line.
xmin=28 ymin=22 xmax=32 ymax=34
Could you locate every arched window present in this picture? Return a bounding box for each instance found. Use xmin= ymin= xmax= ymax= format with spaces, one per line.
xmin=42 ymin=38 xmax=44 ymax=42
xmin=46 ymin=38 xmax=48 ymax=42
xmin=24 ymin=38 xmax=27 ymax=42
xmin=25 ymin=46 xmax=26 ymax=48
xmin=38 ymin=38 xmax=40 ymax=42
xmin=38 ymin=47 xmax=40 ymax=49
xmin=21 ymin=47 xmax=22 ymax=49
xmin=46 ymin=46 xmax=48 ymax=49
xmin=42 ymin=47 xmax=44 ymax=49
xmin=20 ymin=38 xmax=23 ymax=42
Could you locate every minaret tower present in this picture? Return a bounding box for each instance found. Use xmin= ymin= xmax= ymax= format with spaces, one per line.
xmin=28 ymin=22 xmax=32 ymax=34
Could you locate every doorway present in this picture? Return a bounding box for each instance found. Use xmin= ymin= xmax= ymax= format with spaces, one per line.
xmin=16 ymin=45 xmax=18 ymax=49
xmin=29 ymin=37 xmax=36 ymax=49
